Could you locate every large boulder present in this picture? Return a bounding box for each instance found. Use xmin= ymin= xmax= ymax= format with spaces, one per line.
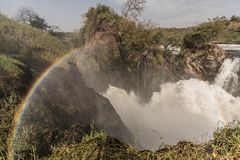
xmin=75 ymin=32 xmax=135 ymax=93
xmin=13 ymin=56 xmax=135 ymax=158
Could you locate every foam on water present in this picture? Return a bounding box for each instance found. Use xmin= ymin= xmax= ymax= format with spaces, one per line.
xmin=215 ymin=58 xmax=240 ymax=95
xmin=103 ymin=58 xmax=240 ymax=149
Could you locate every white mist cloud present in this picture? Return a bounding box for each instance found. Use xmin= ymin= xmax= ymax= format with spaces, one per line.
xmin=103 ymin=78 xmax=240 ymax=149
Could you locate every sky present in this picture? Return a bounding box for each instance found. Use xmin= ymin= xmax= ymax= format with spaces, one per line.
xmin=1 ymin=0 xmax=240 ymax=32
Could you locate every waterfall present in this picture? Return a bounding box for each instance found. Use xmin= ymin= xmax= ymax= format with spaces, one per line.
xmin=104 ymin=58 xmax=240 ymax=149
xmin=215 ymin=58 xmax=240 ymax=95
xmin=136 ymin=51 xmax=149 ymax=102
xmin=136 ymin=60 xmax=141 ymax=97
xmin=137 ymin=57 xmax=147 ymax=90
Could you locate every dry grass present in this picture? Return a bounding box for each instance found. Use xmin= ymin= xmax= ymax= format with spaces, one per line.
xmin=46 ymin=122 xmax=240 ymax=160
xmin=0 ymin=13 xmax=68 ymax=61
xmin=0 ymin=93 xmax=20 ymax=160
xmin=49 ymin=131 xmax=140 ymax=160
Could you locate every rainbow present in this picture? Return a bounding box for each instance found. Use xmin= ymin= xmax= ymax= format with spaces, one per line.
xmin=8 ymin=49 xmax=78 ymax=159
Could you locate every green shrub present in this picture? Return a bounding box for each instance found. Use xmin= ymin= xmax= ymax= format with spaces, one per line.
xmin=0 ymin=55 xmax=26 ymax=98
xmin=0 ymin=55 xmax=24 ymax=77
xmin=230 ymin=15 xmax=240 ymax=22
xmin=228 ymin=22 xmax=240 ymax=32
xmin=78 ymin=4 xmax=120 ymax=45
xmin=183 ymin=32 xmax=208 ymax=49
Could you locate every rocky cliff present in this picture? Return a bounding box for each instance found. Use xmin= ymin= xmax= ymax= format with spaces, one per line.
xmin=175 ymin=45 xmax=227 ymax=81
xmin=14 ymin=57 xmax=135 ymax=158
xmin=74 ymin=30 xmax=227 ymax=102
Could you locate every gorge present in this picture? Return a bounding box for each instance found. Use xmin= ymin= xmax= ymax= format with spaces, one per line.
xmin=12 ymin=35 xmax=240 ymax=158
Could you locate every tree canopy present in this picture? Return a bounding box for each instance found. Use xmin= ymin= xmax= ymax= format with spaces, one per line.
xmin=15 ymin=7 xmax=59 ymax=33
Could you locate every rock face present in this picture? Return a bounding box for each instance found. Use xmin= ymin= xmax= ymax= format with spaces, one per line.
xmin=173 ymin=45 xmax=227 ymax=81
xmin=135 ymin=50 xmax=179 ymax=103
xmin=215 ymin=58 xmax=240 ymax=97
xmin=75 ymin=32 xmax=135 ymax=94
xmin=130 ymin=45 xmax=227 ymax=102
xmin=14 ymin=58 xmax=135 ymax=158
xmin=74 ymin=32 xmax=227 ymax=102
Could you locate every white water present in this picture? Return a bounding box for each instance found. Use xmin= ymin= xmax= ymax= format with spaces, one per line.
xmin=215 ymin=58 xmax=240 ymax=95
xmin=103 ymin=58 xmax=240 ymax=149
xmin=217 ymin=44 xmax=240 ymax=51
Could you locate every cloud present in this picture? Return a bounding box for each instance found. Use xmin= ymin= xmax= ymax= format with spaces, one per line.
xmin=141 ymin=0 xmax=240 ymax=27
xmin=1 ymin=0 xmax=240 ymax=31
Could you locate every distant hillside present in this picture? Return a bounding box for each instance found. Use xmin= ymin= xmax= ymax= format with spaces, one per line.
xmin=0 ymin=13 xmax=71 ymax=96
xmin=163 ymin=16 xmax=240 ymax=45
xmin=212 ymin=20 xmax=240 ymax=44
xmin=0 ymin=13 xmax=69 ymax=70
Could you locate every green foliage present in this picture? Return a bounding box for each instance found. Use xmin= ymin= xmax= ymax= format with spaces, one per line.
xmin=0 ymin=55 xmax=24 ymax=77
xmin=0 ymin=13 xmax=68 ymax=61
xmin=16 ymin=7 xmax=60 ymax=34
xmin=218 ymin=31 xmax=240 ymax=44
xmin=116 ymin=19 xmax=168 ymax=67
xmin=228 ymin=22 xmax=240 ymax=32
xmin=118 ymin=19 xmax=149 ymax=52
xmin=78 ymin=5 xmax=164 ymax=66
xmin=230 ymin=15 xmax=240 ymax=22
xmin=0 ymin=55 xmax=26 ymax=98
xmin=183 ymin=18 xmax=227 ymax=49
xmin=78 ymin=4 xmax=120 ymax=45
xmin=183 ymin=32 xmax=209 ymax=49
xmin=28 ymin=15 xmax=48 ymax=31
xmin=196 ymin=20 xmax=225 ymax=40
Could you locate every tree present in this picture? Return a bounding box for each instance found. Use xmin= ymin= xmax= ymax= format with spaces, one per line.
xmin=122 ymin=0 xmax=146 ymax=18
xmin=15 ymin=7 xmax=59 ymax=33
xmin=183 ymin=32 xmax=208 ymax=49
xmin=78 ymin=4 xmax=119 ymax=45
xmin=16 ymin=7 xmax=48 ymax=31
xmin=230 ymin=15 xmax=240 ymax=22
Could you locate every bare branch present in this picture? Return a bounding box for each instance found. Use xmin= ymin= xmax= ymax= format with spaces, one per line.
xmin=15 ymin=7 xmax=59 ymax=33
xmin=122 ymin=0 xmax=146 ymax=18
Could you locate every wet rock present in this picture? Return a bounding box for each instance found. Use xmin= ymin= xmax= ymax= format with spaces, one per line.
xmin=14 ymin=59 xmax=135 ymax=158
